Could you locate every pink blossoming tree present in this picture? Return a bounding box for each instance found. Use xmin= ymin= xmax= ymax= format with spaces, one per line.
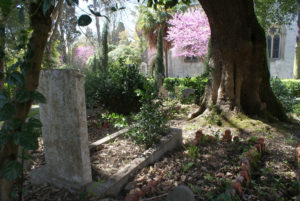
xmin=73 ymin=45 xmax=95 ymax=66
xmin=166 ymin=9 xmax=211 ymax=58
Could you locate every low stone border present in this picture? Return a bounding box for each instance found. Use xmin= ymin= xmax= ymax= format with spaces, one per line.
xmin=123 ymin=129 xmax=238 ymax=201
xmin=295 ymin=143 xmax=300 ymax=200
xmin=87 ymin=128 xmax=182 ymax=198
xmin=227 ymin=137 xmax=265 ymax=198
xmin=192 ymin=129 xmax=266 ymax=198
xmin=89 ymin=127 xmax=130 ymax=152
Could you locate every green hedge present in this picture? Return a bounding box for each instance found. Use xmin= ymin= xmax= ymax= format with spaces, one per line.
xmin=85 ymin=62 xmax=146 ymax=115
xmin=281 ymin=79 xmax=300 ymax=97
xmin=163 ymin=75 xmax=208 ymax=104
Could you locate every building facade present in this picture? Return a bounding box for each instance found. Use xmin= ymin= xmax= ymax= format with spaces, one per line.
xmin=141 ymin=21 xmax=298 ymax=79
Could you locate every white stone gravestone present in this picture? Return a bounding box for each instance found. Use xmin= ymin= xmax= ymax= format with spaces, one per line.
xmin=31 ymin=69 xmax=92 ymax=190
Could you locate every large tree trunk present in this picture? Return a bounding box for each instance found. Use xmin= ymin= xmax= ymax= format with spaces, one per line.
xmin=44 ymin=0 xmax=64 ymax=69
xmin=94 ymin=0 xmax=101 ymax=47
xmin=191 ymin=0 xmax=287 ymax=121
xmin=59 ymin=22 xmax=67 ymax=64
xmin=0 ymin=2 xmax=53 ymax=200
xmin=164 ymin=48 xmax=168 ymax=77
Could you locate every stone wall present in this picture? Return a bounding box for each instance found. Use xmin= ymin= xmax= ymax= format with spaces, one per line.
xmin=270 ymin=20 xmax=297 ymax=79
xmin=167 ymin=50 xmax=204 ymax=78
xmin=141 ymin=20 xmax=297 ymax=79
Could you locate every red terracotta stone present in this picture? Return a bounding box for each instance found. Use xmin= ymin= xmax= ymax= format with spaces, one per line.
xmin=241 ymin=163 xmax=249 ymax=172
xmin=223 ymin=129 xmax=232 ymax=142
xmin=208 ymin=136 xmax=217 ymax=143
xmin=255 ymin=144 xmax=262 ymax=153
xmin=125 ymin=194 xmax=139 ymax=201
xmin=194 ymin=130 xmax=204 ymax=144
xmin=231 ymin=180 xmax=242 ymax=197
xmin=257 ymin=138 xmax=265 ymax=150
xmin=233 ymin=136 xmax=239 ymax=142
xmin=239 ymin=170 xmax=250 ymax=184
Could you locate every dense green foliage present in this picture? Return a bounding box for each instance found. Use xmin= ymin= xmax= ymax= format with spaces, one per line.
xmin=108 ymin=44 xmax=141 ymax=65
xmin=164 ymin=75 xmax=208 ymax=104
xmin=128 ymin=81 xmax=167 ymax=148
xmin=281 ymin=79 xmax=300 ymax=97
xmin=0 ymin=0 xmax=51 ymax=196
xmin=270 ymin=77 xmax=296 ymax=113
xmin=254 ymin=0 xmax=298 ymax=29
xmin=85 ymin=58 xmax=145 ymax=115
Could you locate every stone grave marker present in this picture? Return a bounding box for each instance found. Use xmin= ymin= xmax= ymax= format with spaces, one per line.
xmin=30 ymin=69 xmax=92 ymax=191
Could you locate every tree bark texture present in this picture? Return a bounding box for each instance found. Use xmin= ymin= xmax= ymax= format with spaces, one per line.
xmin=164 ymin=48 xmax=168 ymax=77
xmin=94 ymin=0 xmax=101 ymax=47
xmin=59 ymin=22 xmax=67 ymax=64
xmin=44 ymin=0 xmax=64 ymax=69
xmin=0 ymin=2 xmax=53 ymax=200
xmin=192 ymin=0 xmax=287 ymax=121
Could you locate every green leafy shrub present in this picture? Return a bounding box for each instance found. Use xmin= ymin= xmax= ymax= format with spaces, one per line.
xmin=101 ymin=113 xmax=128 ymax=129
xmin=128 ymin=81 xmax=167 ymax=148
xmin=108 ymin=44 xmax=141 ymax=65
xmin=163 ymin=77 xmax=180 ymax=92
xmin=294 ymin=102 xmax=300 ymax=116
xmin=163 ymin=74 xmax=208 ymax=104
xmin=205 ymin=104 xmax=222 ymax=125
xmin=281 ymin=79 xmax=300 ymax=97
xmin=270 ymin=77 xmax=296 ymax=113
xmin=85 ymin=58 xmax=146 ymax=115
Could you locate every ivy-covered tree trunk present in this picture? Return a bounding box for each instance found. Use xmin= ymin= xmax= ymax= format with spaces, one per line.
xmin=44 ymin=0 xmax=64 ymax=69
xmin=164 ymin=48 xmax=168 ymax=77
xmin=0 ymin=2 xmax=53 ymax=200
xmin=191 ymin=0 xmax=287 ymax=121
xmin=155 ymin=26 xmax=165 ymax=78
xmin=100 ymin=20 xmax=109 ymax=72
xmin=59 ymin=22 xmax=67 ymax=64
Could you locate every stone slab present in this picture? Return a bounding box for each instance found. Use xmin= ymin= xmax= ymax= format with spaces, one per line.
xmin=89 ymin=128 xmax=129 ymax=152
xmin=31 ymin=69 xmax=92 ymax=190
xmin=87 ymin=127 xmax=182 ymax=197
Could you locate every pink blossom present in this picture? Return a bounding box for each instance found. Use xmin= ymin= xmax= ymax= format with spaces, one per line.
xmin=74 ymin=46 xmax=95 ymax=65
xmin=166 ymin=8 xmax=211 ymax=58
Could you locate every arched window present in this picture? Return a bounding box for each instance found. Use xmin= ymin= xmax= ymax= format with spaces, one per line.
xmin=184 ymin=56 xmax=199 ymax=62
xmin=267 ymin=36 xmax=272 ymax=58
xmin=272 ymin=35 xmax=280 ymax=59
xmin=267 ymin=25 xmax=285 ymax=60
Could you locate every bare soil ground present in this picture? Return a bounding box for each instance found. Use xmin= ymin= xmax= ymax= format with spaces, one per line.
xmin=21 ymin=103 xmax=300 ymax=201
xmin=91 ymin=136 xmax=145 ymax=180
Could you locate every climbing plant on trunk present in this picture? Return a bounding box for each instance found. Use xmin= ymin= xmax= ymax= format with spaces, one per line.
xmin=155 ymin=26 xmax=165 ymax=79
xmin=100 ymin=20 xmax=109 ymax=72
xmin=0 ymin=1 xmax=53 ymax=200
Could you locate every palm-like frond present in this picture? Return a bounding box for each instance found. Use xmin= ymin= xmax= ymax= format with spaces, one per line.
xmin=137 ymin=5 xmax=172 ymax=50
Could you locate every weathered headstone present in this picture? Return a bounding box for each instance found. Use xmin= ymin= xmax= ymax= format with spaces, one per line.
xmin=30 ymin=69 xmax=92 ymax=190
xmin=140 ymin=62 xmax=147 ymax=76
xmin=158 ymin=86 xmax=169 ymax=99
xmin=181 ymin=88 xmax=195 ymax=99
xmin=167 ymin=185 xmax=195 ymax=201
xmin=156 ymin=73 xmax=164 ymax=89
